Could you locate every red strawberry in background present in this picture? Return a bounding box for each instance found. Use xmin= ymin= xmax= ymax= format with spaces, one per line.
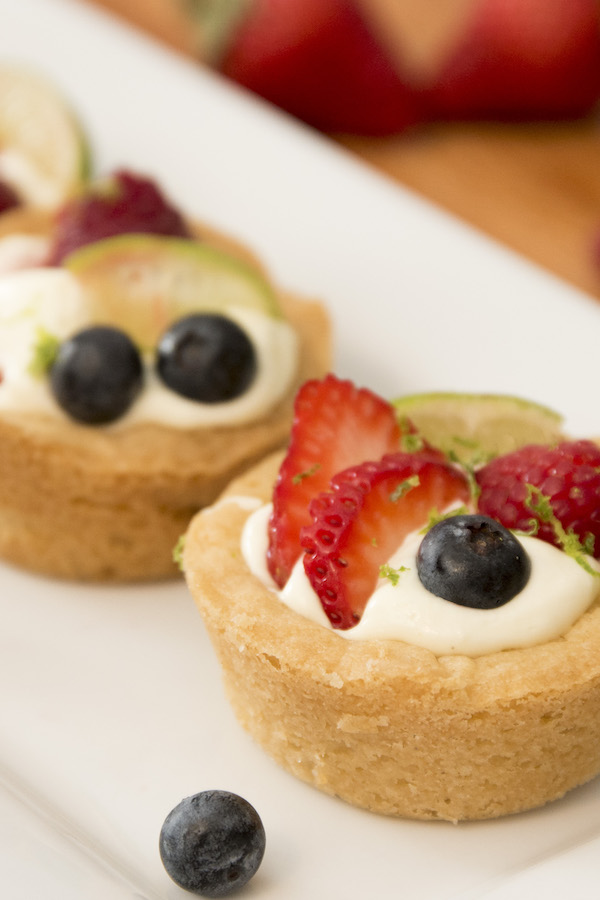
xmin=193 ymin=0 xmax=600 ymax=133
xmin=430 ymin=0 xmax=600 ymax=120
xmin=201 ymin=0 xmax=424 ymax=134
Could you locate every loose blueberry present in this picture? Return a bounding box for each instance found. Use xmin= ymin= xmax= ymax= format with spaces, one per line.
xmin=159 ymin=790 xmax=266 ymax=897
xmin=156 ymin=313 xmax=257 ymax=403
xmin=416 ymin=514 xmax=531 ymax=609
xmin=49 ymin=325 xmax=143 ymax=425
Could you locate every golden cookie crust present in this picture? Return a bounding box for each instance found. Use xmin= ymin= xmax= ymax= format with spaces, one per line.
xmin=0 ymin=220 xmax=331 ymax=580
xmin=183 ymin=452 xmax=600 ymax=822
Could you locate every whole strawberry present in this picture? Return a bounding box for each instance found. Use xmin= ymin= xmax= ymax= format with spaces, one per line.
xmin=431 ymin=0 xmax=600 ymax=120
xmin=48 ymin=169 xmax=191 ymax=264
xmin=476 ymin=440 xmax=600 ymax=556
xmin=213 ymin=0 xmax=424 ymax=135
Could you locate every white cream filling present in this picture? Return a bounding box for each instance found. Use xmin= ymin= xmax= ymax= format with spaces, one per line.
xmin=240 ymin=501 xmax=600 ymax=656
xmin=0 ymin=267 xmax=298 ymax=429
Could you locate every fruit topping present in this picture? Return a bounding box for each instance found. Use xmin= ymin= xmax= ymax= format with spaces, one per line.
xmin=48 ymin=169 xmax=190 ymax=264
xmin=64 ymin=234 xmax=281 ymax=350
xmin=0 ymin=179 xmax=20 ymax=215
xmin=416 ymin=513 xmax=531 ymax=609
xmin=49 ymin=325 xmax=143 ymax=425
xmin=392 ymin=391 xmax=564 ymax=465
xmin=0 ymin=65 xmax=89 ymax=208
xmin=156 ymin=313 xmax=257 ymax=403
xmin=301 ymin=451 xmax=471 ymax=628
xmin=476 ymin=440 xmax=600 ymax=559
xmin=159 ymin=790 xmax=266 ymax=897
xmin=267 ymin=374 xmax=402 ymax=587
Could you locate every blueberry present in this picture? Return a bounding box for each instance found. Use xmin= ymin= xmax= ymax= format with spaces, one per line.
xmin=156 ymin=313 xmax=257 ymax=403
xmin=49 ymin=325 xmax=143 ymax=425
xmin=159 ymin=790 xmax=266 ymax=897
xmin=416 ymin=514 xmax=531 ymax=609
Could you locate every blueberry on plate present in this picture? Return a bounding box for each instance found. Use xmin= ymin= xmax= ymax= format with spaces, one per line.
xmin=49 ymin=325 xmax=143 ymax=425
xmin=159 ymin=790 xmax=266 ymax=897
xmin=416 ymin=513 xmax=531 ymax=609
xmin=156 ymin=313 xmax=257 ymax=403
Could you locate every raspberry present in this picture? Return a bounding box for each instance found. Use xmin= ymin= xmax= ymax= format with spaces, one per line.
xmin=0 ymin=179 xmax=20 ymax=215
xmin=48 ymin=169 xmax=190 ymax=264
xmin=476 ymin=439 xmax=600 ymax=556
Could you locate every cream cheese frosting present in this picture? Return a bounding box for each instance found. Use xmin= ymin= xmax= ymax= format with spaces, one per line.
xmin=239 ymin=500 xmax=600 ymax=656
xmin=0 ymin=267 xmax=299 ymax=429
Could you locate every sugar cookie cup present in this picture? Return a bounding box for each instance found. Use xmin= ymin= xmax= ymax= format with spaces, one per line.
xmin=183 ymin=453 xmax=600 ymax=822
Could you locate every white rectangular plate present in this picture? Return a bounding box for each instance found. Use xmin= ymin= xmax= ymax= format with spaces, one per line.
xmin=2 ymin=1 xmax=600 ymax=898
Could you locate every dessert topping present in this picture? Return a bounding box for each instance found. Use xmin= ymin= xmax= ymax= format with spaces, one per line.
xmin=477 ymin=440 xmax=600 ymax=560
xmin=48 ymin=169 xmax=190 ymax=264
xmin=416 ymin=513 xmax=531 ymax=608
xmin=49 ymin=325 xmax=143 ymax=425
xmin=267 ymin=374 xmax=402 ymax=587
xmin=300 ymin=451 xmax=470 ymax=628
xmin=156 ymin=312 xmax=257 ymax=403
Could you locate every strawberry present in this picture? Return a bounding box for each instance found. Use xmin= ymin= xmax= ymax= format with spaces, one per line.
xmin=266 ymin=374 xmax=402 ymax=587
xmin=476 ymin=440 xmax=600 ymax=556
xmin=430 ymin=0 xmax=600 ymax=120
xmin=301 ymin=452 xmax=471 ymax=629
xmin=215 ymin=0 xmax=423 ymax=135
xmin=48 ymin=169 xmax=191 ymax=265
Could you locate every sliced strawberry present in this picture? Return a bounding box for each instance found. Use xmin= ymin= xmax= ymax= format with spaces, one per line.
xmin=301 ymin=452 xmax=471 ymax=629
xmin=218 ymin=0 xmax=423 ymax=135
xmin=430 ymin=0 xmax=600 ymax=121
xmin=266 ymin=374 xmax=402 ymax=587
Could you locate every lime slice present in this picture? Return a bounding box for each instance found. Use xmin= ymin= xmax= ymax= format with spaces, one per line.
xmin=393 ymin=392 xmax=565 ymax=463
xmin=65 ymin=234 xmax=282 ymax=349
xmin=0 ymin=65 xmax=90 ymax=207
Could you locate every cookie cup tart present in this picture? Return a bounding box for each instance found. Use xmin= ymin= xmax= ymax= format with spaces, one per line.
xmin=183 ymin=378 xmax=600 ymax=822
xmin=0 ymin=193 xmax=331 ymax=581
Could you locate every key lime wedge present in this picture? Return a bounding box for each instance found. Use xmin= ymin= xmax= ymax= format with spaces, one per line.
xmin=65 ymin=234 xmax=283 ymax=349
xmin=393 ymin=392 xmax=565 ymax=463
xmin=0 ymin=65 xmax=90 ymax=208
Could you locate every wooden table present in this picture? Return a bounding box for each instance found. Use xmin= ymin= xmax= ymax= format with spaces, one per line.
xmin=83 ymin=0 xmax=600 ymax=300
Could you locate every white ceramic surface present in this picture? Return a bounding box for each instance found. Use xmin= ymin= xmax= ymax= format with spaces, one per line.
xmin=2 ymin=1 xmax=600 ymax=897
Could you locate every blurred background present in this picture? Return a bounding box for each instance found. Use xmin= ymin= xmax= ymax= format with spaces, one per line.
xmin=82 ymin=0 xmax=600 ymax=299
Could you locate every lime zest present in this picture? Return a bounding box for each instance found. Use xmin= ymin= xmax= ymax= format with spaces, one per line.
xmin=293 ymin=463 xmax=321 ymax=486
xmin=379 ymin=563 xmax=409 ymax=586
xmin=524 ymin=484 xmax=600 ymax=577
xmin=28 ymin=327 xmax=60 ymax=377
xmin=398 ymin=417 xmax=425 ymax=453
xmin=390 ymin=475 xmax=420 ymax=503
xmin=172 ymin=534 xmax=186 ymax=571
xmin=420 ymin=504 xmax=470 ymax=534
